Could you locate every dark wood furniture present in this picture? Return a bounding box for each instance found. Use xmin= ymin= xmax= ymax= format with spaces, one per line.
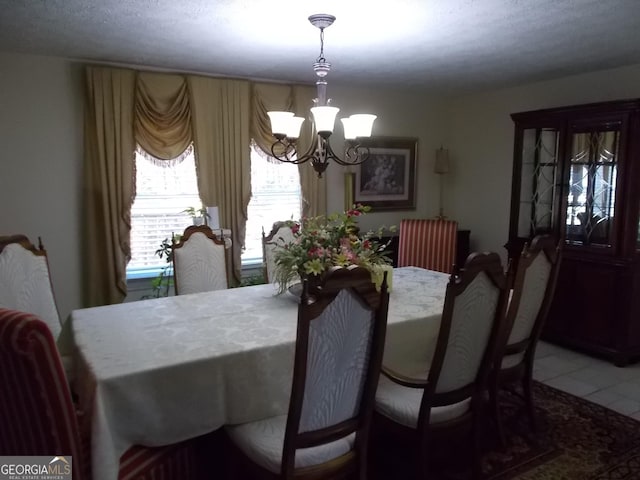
xmin=374 ymin=253 xmax=508 ymax=479
xmin=506 ymin=99 xmax=640 ymax=366
xmin=382 ymin=229 xmax=470 ymax=270
xmin=491 ymin=235 xmax=561 ymax=446
xmin=225 ymin=266 xmax=390 ymax=479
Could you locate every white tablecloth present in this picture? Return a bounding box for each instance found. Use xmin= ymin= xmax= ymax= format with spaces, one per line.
xmin=68 ymin=266 xmax=448 ymax=480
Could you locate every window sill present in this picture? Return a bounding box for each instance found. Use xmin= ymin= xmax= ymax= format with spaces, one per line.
xmin=126 ymin=261 xmax=264 ymax=282
xmin=127 ymin=267 xmax=166 ymax=281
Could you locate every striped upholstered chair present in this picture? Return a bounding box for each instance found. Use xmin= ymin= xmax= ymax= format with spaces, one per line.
xmin=397 ymin=219 xmax=458 ymax=274
xmin=0 ymin=308 xmax=205 ymax=480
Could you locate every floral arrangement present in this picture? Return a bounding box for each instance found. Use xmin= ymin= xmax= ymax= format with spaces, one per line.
xmin=273 ymin=204 xmax=396 ymax=293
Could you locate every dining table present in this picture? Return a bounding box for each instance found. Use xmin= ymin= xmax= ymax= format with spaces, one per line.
xmin=62 ymin=266 xmax=449 ymax=480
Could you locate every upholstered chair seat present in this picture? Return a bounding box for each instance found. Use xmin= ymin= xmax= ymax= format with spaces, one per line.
xmin=375 ymin=376 xmax=471 ymax=428
xmin=227 ymin=415 xmax=355 ymax=473
xmin=500 ymin=351 xmax=526 ymax=369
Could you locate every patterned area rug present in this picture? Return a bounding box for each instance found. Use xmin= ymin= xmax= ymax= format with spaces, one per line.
xmin=371 ymin=382 xmax=640 ymax=479
xmin=484 ymin=382 xmax=640 ymax=480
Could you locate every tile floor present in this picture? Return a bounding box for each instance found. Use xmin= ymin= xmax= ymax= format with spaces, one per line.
xmin=534 ymin=341 xmax=640 ymax=420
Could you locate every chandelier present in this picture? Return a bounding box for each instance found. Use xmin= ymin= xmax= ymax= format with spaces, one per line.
xmin=267 ymin=14 xmax=377 ymax=178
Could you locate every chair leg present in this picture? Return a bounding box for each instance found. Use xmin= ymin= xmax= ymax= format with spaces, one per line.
xmin=358 ymin=439 xmax=368 ymax=480
xmin=471 ymin=414 xmax=484 ymax=480
xmin=522 ymin=372 xmax=537 ymax=433
xmin=489 ymin=380 xmax=506 ymax=448
xmin=417 ymin=437 xmax=430 ymax=480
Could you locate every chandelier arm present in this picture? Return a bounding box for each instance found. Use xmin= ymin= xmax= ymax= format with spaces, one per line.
xmin=293 ymin=134 xmax=323 ymax=165
xmin=332 ymin=142 xmax=371 ymax=166
xmin=270 ymin=138 xmax=298 ymax=163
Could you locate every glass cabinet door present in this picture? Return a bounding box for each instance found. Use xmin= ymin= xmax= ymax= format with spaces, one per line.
xmin=565 ymin=128 xmax=619 ymax=247
xmin=517 ymin=127 xmax=560 ymax=238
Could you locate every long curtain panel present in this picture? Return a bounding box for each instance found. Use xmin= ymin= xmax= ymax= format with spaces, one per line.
xmin=83 ymin=67 xmax=136 ymax=306
xmin=251 ymin=82 xmax=326 ymax=218
xmin=188 ymin=76 xmax=251 ymax=285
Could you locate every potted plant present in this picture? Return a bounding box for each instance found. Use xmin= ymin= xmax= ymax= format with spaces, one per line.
xmin=182 ymin=206 xmax=210 ymax=226
xmin=140 ymin=237 xmax=175 ymax=299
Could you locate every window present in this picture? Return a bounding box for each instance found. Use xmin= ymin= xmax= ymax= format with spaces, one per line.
xmin=127 ymin=146 xmax=200 ymax=279
xmin=127 ymin=143 xmax=301 ymax=278
xmin=241 ymin=145 xmax=302 ymax=265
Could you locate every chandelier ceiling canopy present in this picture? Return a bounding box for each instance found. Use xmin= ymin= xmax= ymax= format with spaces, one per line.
xmin=267 ymin=14 xmax=377 ymax=178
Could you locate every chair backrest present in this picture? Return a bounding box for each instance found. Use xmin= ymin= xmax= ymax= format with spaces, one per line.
xmin=397 ymin=219 xmax=458 ymax=273
xmin=281 ymin=266 xmax=389 ymax=477
xmin=502 ymin=235 xmax=561 ymax=365
xmin=172 ymin=225 xmax=228 ymax=294
xmin=262 ymin=221 xmax=295 ymax=283
xmin=0 ymin=307 xmax=85 ymax=478
xmin=0 ymin=235 xmax=61 ymax=339
xmin=422 ymin=253 xmax=507 ymax=419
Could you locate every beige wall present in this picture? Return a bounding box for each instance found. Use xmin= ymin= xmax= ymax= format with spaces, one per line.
xmin=0 ymin=53 xmax=84 ymax=321
xmin=324 ymin=83 xmax=447 ymax=232
xmin=445 ymin=64 xmax=640 ymax=260
xmin=2 ymin=50 xmax=640 ymax=316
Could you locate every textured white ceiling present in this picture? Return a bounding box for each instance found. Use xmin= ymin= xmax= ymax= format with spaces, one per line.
xmin=1 ymin=0 xmax=640 ymax=94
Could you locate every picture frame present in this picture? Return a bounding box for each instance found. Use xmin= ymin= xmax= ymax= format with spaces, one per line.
xmin=352 ymin=136 xmax=418 ymax=211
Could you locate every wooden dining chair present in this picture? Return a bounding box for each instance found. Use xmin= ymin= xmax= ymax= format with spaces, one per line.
xmin=0 ymin=234 xmax=61 ymax=340
xmin=397 ymin=219 xmax=458 ymax=274
xmin=172 ymin=225 xmax=229 ymax=294
xmin=262 ymin=221 xmax=296 ymax=283
xmin=373 ymin=252 xmax=508 ymax=479
xmin=225 ymin=266 xmax=390 ymax=480
xmin=0 ymin=307 xmax=208 ymax=480
xmin=490 ymin=235 xmax=561 ymax=445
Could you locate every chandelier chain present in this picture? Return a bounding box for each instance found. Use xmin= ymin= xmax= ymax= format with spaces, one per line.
xmin=317 ymin=28 xmax=326 ymax=63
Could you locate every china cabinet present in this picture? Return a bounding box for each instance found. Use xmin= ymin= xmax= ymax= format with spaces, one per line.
xmin=506 ymin=99 xmax=640 ymax=366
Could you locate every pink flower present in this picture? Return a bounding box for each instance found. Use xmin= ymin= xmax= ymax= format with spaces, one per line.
xmin=308 ymin=246 xmax=325 ymax=258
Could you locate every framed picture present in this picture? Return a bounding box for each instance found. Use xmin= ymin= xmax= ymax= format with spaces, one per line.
xmin=352 ymin=136 xmax=418 ymax=211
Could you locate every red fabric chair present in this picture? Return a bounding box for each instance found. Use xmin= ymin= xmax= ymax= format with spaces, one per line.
xmin=397 ymin=219 xmax=458 ymax=273
xmin=0 ymin=307 xmax=204 ymax=480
